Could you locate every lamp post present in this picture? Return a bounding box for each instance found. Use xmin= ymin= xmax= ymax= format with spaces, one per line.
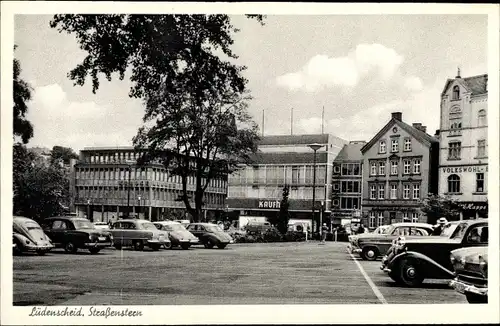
xmin=137 ymin=195 xmax=142 ymax=218
xmin=308 ymin=143 xmax=324 ymax=236
xmin=86 ymin=198 xmax=91 ymax=221
xmin=124 ymin=160 xmax=135 ymax=218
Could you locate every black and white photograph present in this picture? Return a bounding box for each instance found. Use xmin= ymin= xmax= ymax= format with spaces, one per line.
xmin=1 ymin=2 xmax=499 ymax=325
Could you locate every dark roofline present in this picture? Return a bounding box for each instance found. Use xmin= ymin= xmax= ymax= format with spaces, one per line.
xmin=441 ymin=73 xmax=488 ymax=97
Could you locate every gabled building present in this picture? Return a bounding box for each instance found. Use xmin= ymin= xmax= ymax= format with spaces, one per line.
xmin=331 ymin=141 xmax=366 ymax=227
xmin=360 ymin=112 xmax=439 ymax=229
xmin=438 ymin=71 xmax=488 ymax=219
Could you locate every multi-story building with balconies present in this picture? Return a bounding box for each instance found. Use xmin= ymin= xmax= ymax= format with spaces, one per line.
xmin=437 ymin=71 xmax=488 ymax=219
xmin=331 ymin=141 xmax=366 ymax=227
xmin=72 ymin=147 xmax=227 ymax=223
xmin=226 ymin=134 xmax=347 ymax=232
xmin=360 ymin=112 xmax=439 ymax=229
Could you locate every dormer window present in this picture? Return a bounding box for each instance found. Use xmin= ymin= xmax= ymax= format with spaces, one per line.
xmin=452 ymin=85 xmax=460 ymax=100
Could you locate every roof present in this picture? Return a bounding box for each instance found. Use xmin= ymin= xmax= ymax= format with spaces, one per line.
xmin=114 ymin=218 xmax=151 ymax=223
xmin=391 ymin=222 xmax=434 ymax=228
xmin=441 ymin=74 xmax=488 ymax=97
xmin=334 ymin=142 xmax=365 ymax=162
xmin=361 ymin=118 xmax=438 ymax=154
xmin=258 ymin=134 xmax=332 ymax=146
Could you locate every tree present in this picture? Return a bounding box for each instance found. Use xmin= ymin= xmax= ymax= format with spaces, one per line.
xmin=51 ymin=145 xmax=78 ymax=165
xmin=50 ymin=14 xmax=265 ymax=221
xmin=419 ymin=193 xmax=461 ymax=224
xmin=277 ymin=186 xmax=290 ymax=235
xmin=13 ymin=145 xmax=70 ymax=220
xmin=13 ymin=45 xmax=34 ymax=144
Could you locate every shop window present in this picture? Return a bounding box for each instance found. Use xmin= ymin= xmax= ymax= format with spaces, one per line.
xmin=476 ymin=173 xmax=485 ymax=193
xmin=447 ymin=174 xmax=460 ymax=193
xmin=369 ymin=212 xmax=376 ymax=228
xmin=377 ymin=212 xmax=384 ymax=226
xmin=402 ymin=212 xmax=410 ymax=222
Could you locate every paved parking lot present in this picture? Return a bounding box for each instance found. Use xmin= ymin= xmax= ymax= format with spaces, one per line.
xmin=13 ymin=241 xmax=467 ymax=305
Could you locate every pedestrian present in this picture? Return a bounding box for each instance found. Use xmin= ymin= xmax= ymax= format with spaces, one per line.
xmin=357 ymin=223 xmax=365 ymax=234
xmin=320 ymin=223 xmax=328 ymax=244
xmin=432 ymin=217 xmax=448 ymax=235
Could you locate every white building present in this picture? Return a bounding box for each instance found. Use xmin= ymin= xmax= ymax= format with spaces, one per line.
xmin=438 ymin=70 xmax=488 ymax=219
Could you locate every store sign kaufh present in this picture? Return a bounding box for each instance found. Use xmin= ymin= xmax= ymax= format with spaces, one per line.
xmin=258 ymin=200 xmax=281 ymax=209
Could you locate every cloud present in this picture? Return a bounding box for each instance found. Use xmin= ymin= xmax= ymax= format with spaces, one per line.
xmin=276 ymin=43 xmax=406 ymax=92
xmin=27 ymin=83 xmax=142 ymax=151
xmin=404 ymin=76 xmax=424 ymax=92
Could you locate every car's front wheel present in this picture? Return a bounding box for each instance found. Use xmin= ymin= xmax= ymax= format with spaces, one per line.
xmin=361 ymin=247 xmax=378 ymax=261
xmin=466 ymin=293 xmax=487 ymax=304
xmin=133 ymin=240 xmax=144 ymax=251
xmin=64 ymin=241 xmax=78 ymax=254
xmin=398 ymin=258 xmax=424 ymax=287
xmin=204 ymin=239 xmax=215 ymax=249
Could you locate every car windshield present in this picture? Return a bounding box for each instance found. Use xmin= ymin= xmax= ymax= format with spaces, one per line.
xmin=374 ymin=226 xmax=389 ymax=234
xmin=73 ymin=220 xmax=95 ymax=229
xmin=205 ymin=225 xmax=223 ymax=232
xmin=450 ymin=222 xmax=469 ymax=240
xmin=162 ymin=223 xmax=185 ymax=231
xmin=141 ymin=222 xmax=158 ymax=231
xmin=440 ymin=223 xmax=458 ymax=237
xmin=385 ymin=225 xmax=396 ymax=235
xmin=25 ymin=221 xmax=42 ymax=230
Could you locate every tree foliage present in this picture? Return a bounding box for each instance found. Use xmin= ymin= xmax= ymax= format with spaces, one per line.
xmin=13 ymin=46 xmax=34 ymax=144
xmin=419 ymin=193 xmax=461 ymax=224
xmin=50 ymin=14 xmax=265 ymax=221
xmin=51 ymin=145 xmax=78 ymax=165
xmin=13 ymin=144 xmax=71 ymax=221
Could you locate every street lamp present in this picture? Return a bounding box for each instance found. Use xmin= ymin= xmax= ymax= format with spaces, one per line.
xmin=308 ymin=143 xmax=324 ymax=236
xmin=86 ymin=198 xmax=91 ymax=221
xmin=124 ymin=160 xmax=135 ymax=218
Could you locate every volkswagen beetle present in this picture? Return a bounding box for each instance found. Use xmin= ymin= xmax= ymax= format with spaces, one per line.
xmin=13 ymin=216 xmax=54 ymax=255
xmin=154 ymin=221 xmax=199 ymax=249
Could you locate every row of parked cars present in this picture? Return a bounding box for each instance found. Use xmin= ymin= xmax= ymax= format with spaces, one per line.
xmin=347 ymin=219 xmax=489 ymax=304
xmin=13 ymin=215 xmax=234 ymax=255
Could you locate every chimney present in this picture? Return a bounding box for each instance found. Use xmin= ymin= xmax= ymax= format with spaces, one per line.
xmin=391 ymin=112 xmax=402 ymax=121
xmin=434 ymin=129 xmax=440 ymax=137
xmin=412 ymin=123 xmax=427 ymax=133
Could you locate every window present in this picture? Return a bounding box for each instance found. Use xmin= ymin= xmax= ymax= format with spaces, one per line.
xmin=292 ymin=166 xmax=301 ymax=184
xmin=369 ymin=212 xmax=375 ymax=228
xmin=450 ymin=121 xmax=462 ymax=136
xmin=402 ymin=212 xmax=410 ymax=222
xmin=379 ymin=140 xmax=386 ymax=153
xmin=341 ymin=181 xmax=360 ymax=193
xmin=52 ymin=220 xmax=67 ymax=230
xmin=403 ymin=160 xmax=411 ymax=174
xmin=377 ymin=212 xmax=384 ymax=227
xmin=413 ymin=159 xmax=421 ymax=174
xmin=370 ymin=185 xmax=376 ymax=200
xmin=412 ymin=184 xmax=420 ymax=199
xmin=465 ymin=226 xmax=488 ymax=244
xmin=403 ymin=184 xmax=410 ymax=199
xmin=391 ymin=139 xmax=399 ymax=153
xmin=476 ymin=173 xmax=485 ymax=193
xmin=341 ymin=163 xmax=361 ymax=176
xmin=378 ymin=161 xmax=386 ymax=176
xmin=340 ymin=197 xmax=360 ymax=209
xmin=390 ymin=161 xmax=398 ymax=175
xmin=448 ymin=142 xmax=461 ymax=160
xmin=334 ymin=165 xmax=340 ymax=174
xmin=452 ymin=85 xmax=460 ymax=100
xmin=333 ymin=183 xmax=339 ymax=191
xmin=378 ymin=184 xmax=385 ymax=199
xmin=447 ymin=174 xmax=460 ymax=193
xmin=478 ymin=109 xmax=487 ymax=127
xmin=404 ymin=138 xmax=412 ymax=151
xmin=370 ymin=162 xmax=377 ymax=176
xmin=390 ymin=184 xmax=398 ymax=199
xmin=477 ymin=140 xmax=486 ymax=158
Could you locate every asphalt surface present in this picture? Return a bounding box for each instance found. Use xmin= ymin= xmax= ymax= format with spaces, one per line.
xmin=13 ymin=241 xmax=467 ymax=305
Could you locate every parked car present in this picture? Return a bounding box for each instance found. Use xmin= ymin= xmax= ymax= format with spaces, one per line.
xmin=449 ymin=246 xmax=488 ymax=304
xmin=380 ymin=218 xmax=488 ymax=287
xmin=42 ymin=216 xmax=113 ymax=254
xmin=347 ymin=222 xmax=434 ymax=260
xmin=174 ymin=220 xmax=191 ymax=228
xmin=186 ymin=223 xmax=234 ymax=249
xmin=154 ymin=221 xmax=198 ymax=249
xmin=110 ymin=219 xmax=170 ymax=251
xmin=373 ymin=225 xmax=391 ymax=234
xmin=93 ymin=222 xmax=110 ymax=230
xmin=13 ymin=216 xmax=54 ymax=255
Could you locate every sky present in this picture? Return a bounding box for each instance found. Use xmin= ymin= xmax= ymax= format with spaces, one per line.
xmin=14 ymin=14 xmax=488 ymax=152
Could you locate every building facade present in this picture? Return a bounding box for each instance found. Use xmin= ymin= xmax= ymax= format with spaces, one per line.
xmin=226 ymin=134 xmax=347 ymax=232
xmin=72 ymin=147 xmax=227 ymax=222
xmin=331 ymin=141 xmax=366 ymax=226
xmin=361 ymin=112 xmax=439 ymax=230
xmin=438 ymin=72 xmax=488 ymax=219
